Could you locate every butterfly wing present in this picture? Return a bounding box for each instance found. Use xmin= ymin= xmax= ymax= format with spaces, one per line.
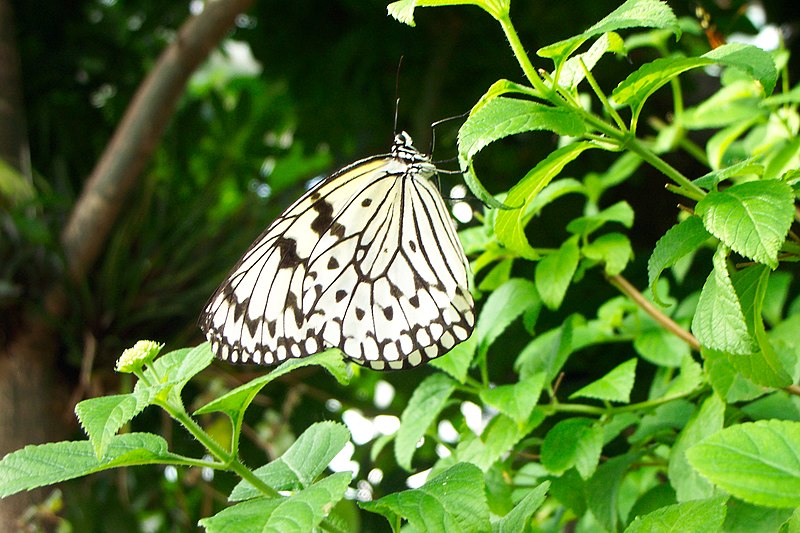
xmin=200 ymin=145 xmax=474 ymax=370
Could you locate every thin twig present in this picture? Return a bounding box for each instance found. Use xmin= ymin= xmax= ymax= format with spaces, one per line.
xmin=607 ymin=274 xmax=701 ymax=352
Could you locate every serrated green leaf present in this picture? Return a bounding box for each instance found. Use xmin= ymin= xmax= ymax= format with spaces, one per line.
xmin=624 ymin=496 xmax=728 ymax=533
xmin=614 ymin=44 xmax=775 ymax=122
xmin=148 ymin=344 xmax=214 ymax=392
xmin=263 ymin=472 xmax=350 ymax=532
xmin=0 ymin=433 xmax=175 ymax=498
xmin=535 ymin=237 xmax=579 ymax=310
xmin=458 ymin=98 xmax=584 ymax=163
xmin=194 ymin=350 xmax=347 ymax=452
xmin=587 ymin=453 xmax=638 ymax=531
xmin=539 ymin=0 xmax=679 ymax=66
xmin=526 ymin=177 xmax=585 ymax=216
xmin=476 ymin=278 xmax=540 ymax=357
xmin=570 ymin=358 xmax=637 ymax=403
xmin=703 ymin=348 xmax=765 ymax=403
xmin=687 ymin=420 xmax=800 ymax=508
xmin=75 ymin=390 xmax=155 ymax=459
xmin=705 ymin=120 xmax=763 ymax=172
xmin=202 ymin=472 xmax=350 ymax=533
xmin=704 ymin=42 xmax=777 ymax=94
xmin=479 ymin=372 xmax=546 ymax=424
xmin=495 ymin=143 xmax=595 ymax=259
xmin=583 ymin=232 xmax=633 ymax=275
xmin=633 ymin=327 xmax=689 ymax=367
xmin=661 ymin=356 xmax=704 ymax=399
xmin=456 ymin=413 xmax=539 ymax=471
xmin=558 ymin=32 xmax=625 ymax=88
xmin=648 ymin=216 xmax=710 ymax=305
xmin=430 ymin=331 xmax=477 ymax=384
xmin=668 ymin=394 xmax=724 ymax=502
xmin=361 ymin=462 xmax=490 ymax=532
xmin=515 ymin=316 xmax=577 ymax=380
xmin=691 ymin=245 xmax=753 ymax=354
xmin=230 ymin=422 xmax=350 ymax=500
xmin=695 ymin=180 xmax=794 ymax=268
xmin=478 ymin=257 xmax=513 ymax=291
xmin=492 ymin=481 xmax=550 ymax=533
xmin=395 ymin=373 xmax=455 ymax=470
xmin=566 ymin=200 xmax=634 ymax=236
xmin=471 ymin=79 xmax=541 ymax=113
xmin=541 ymin=418 xmax=603 ymax=479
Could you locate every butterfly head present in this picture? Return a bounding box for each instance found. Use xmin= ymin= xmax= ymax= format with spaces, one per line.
xmin=392 ymin=131 xmax=431 ymax=164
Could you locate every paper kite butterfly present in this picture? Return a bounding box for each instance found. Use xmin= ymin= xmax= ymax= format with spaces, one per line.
xmin=199 ymin=131 xmax=474 ymax=370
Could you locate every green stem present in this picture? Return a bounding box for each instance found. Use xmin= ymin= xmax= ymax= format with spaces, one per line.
xmin=160 ymin=399 xmax=281 ymax=499
xmin=627 ymin=138 xmax=706 ymax=200
xmin=497 ymin=13 xmax=549 ymax=95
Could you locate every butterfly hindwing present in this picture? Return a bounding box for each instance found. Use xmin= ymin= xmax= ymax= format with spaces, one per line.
xmin=200 ymin=132 xmax=475 ymax=370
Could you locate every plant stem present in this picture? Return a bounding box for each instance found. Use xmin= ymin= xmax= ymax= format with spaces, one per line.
xmin=159 ymin=399 xmax=281 ymax=498
xmin=496 ymin=13 xmax=549 ymax=96
xmin=607 ymin=274 xmax=701 ymax=352
xmin=626 ymin=138 xmax=706 ymax=200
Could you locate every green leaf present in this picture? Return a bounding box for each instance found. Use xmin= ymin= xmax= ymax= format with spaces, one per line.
xmin=557 ymin=32 xmax=625 ymax=88
xmin=647 ymin=216 xmax=710 ymax=304
xmin=141 ymin=344 xmax=215 ymax=404
xmin=395 ymin=373 xmax=455 ymax=470
xmin=687 ymin=420 xmax=800 ymax=508
xmin=582 ymin=232 xmax=633 ymax=275
xmin=492 ymin=481 xmax=550 ymax=533
xmin=456 ymin=412 xmax=539 ymax=471
xmin=476 ymin=278 xmax=540 ymax=357
xmin=195 ymin=350 xmax=347 ymax=443
xmin=660 ymin=356 xmax=704 ymax=400
xmin=430 ymin=331 xmax=477 ymax=384
xmin=566 ymin=200 xmax=634 ymax=236
xmin=361 ymin=462 xmax=491 ymax=532
xmin=0 ymin=433 xmax=175 ymax=498
xmin=691 ymin=245 xmax=753 ymax=354
xmin=634 ymin=327 xmax=690 ymax=367
xmin=539 ymin=0 xmax=679 ymax=65
xmin=668 ymin=394 xmax=724 ymax=502
xmin=458 ymin=98 xmax=584 ymax=163
xmin=570 ymin=358 xmax=637 ymax=403
xmin=75 ymin=390 xmax=155 ymax=459
xmin=541 ymin=418 xmax=603 ymax=479
xmin=515 ymin=315 xmax=577 ymax=380
xmin=614 ymin=44 xmax=775 ymax=121
xmin=586 ymin=453 xmax=638 ymax=531
xmin=262 ymin=473 xmax=350 ymax=532
xmin=230 ymin=422 xmax=350 ymax=500
xmin=535 ymin=236 xmax=579 ymax=310
xmin=479 ymin=372 xmax=546 ymax=424
xmin=471 ymin=79 xmax=541 ymax=113
xmin=704 ymin=42 xmax=777 ymax=95
xmin=201 ymin=472 xmax=350 ymax=533
xmin=624 ymin=496 xmax=728 ymax=533
xmin=495 ymin=143 xmax=595 ymax=259
xmin=695 ymin=180 xmax=794 ymax=268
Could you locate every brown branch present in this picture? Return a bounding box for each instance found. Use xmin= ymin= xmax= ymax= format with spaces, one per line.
xmin=608 ymin=273 xmax=702 ymax=352
xmin=60 ymin=0 xmax=254 ymax=282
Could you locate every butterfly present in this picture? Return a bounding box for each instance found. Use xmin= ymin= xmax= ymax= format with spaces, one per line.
xmin=199 ymin=131 xmax=475 ymax=370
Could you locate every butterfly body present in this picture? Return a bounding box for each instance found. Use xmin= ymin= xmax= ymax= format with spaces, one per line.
xmin=200 ymin=132 xmax=474 ymax=370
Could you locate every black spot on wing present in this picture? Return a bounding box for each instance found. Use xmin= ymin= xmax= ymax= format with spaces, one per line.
xmin=275 ymin=237 xmax=301 ymax=268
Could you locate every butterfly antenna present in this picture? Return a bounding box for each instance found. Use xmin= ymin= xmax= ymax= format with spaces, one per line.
xmin=429 ymin=110 xmax=470 ymax=156
xmin=394 ymin=56 xmax=404 ymax=136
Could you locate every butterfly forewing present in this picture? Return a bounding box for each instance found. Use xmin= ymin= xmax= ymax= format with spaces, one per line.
xmin=200 ymin=132 xmax=474 ymax=370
